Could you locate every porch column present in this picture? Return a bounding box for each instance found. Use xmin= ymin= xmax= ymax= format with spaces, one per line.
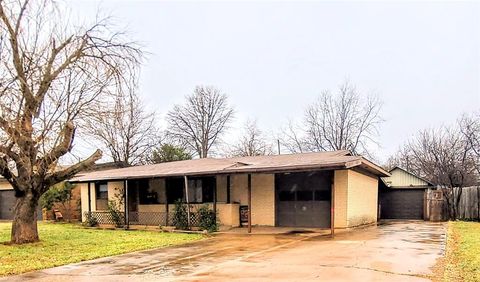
xmin=165 ymin=178 xmax=169 ymax=226
xmin=226 ymin=175 xmax=231 ymax=203
xmin=248 ymin=173 xmax=252 ymax=233
xmin=87 ymin=182 xmax=91 ymax=213
xmin=184 ymin=176 xmax=191 ymax=228
xmin=213 ymin=179 xmax=217 ymax=221
xmin=330 ymin=177 xmax=335 ymax=237
xmin=124 ymin=180 xmax=129 ymax=229
xmin=165 ymin=202 xmax=169 ymax=226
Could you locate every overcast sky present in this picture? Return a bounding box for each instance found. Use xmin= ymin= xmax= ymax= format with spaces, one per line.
xmin=67 ymin=0 xmax=479 ymax=163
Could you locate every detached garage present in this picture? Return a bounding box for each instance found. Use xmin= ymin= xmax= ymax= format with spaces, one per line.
xmin=378 ymin=167 xmax=434 ymax=220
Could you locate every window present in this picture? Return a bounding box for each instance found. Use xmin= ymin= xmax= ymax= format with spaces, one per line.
xmin=134 ymin=179 xmax=161 ymax=205
xmin=166 ymin=178 xmax=185 ymax=204
xmin=279 ymin=190 xmax=295 ymax=201
xmin=314 ymin=190 xmax=330 ymax=201
xmin=297 ymin=191 xmax=313 ymax=201
xmin=166 ymin=177 xmax=216 ymax=204
xmin=188 ymin=177 xmax=216 ymax=203
xmin=95 ymin=182 xmax=108 ymax=210
xmin=201 ymin=177 xmax=215 ymax=203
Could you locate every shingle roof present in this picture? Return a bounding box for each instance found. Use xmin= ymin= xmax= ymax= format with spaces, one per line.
xmin=71 ymin=150 xmax=390 ymax=182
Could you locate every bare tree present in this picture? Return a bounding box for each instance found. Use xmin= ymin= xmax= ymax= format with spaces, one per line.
xmin=390 ymin=124 xmax=478 ymax=220
xmin=85 ymin=90 xmax=157 ymax=165
xmin=279 ymin=81 xmax=383 ymax=157
xmin=166 ymin=86 xmax=234 ymax=158
xmin=279 ymin=119 xmax=307 ymax=154
xmin=459 ymin=112 xmax=480 ymax=174
xmin=303 ymin=81 xmax=382 ymax=157
xmin=230 ymin=119 xmax=272 ymax=157
xmin=0 ymin=1 xmax=141 ymax=243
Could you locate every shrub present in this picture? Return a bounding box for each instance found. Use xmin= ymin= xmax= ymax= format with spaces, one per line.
xmin=173 ymin=200 xmax=189 ymax=230
xmin=197 ymin=204 xmax=218 ymax=232
xmin=40 ymin=181 xmax=75 ymax=221
xmin=82 ymin=213 xmax=98 ymax=227
xmin=107 ymin=200 xmax=125 ymax=228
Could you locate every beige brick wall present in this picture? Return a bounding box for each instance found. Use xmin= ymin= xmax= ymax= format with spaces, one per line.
xmin=251 ymin=174 xmax=275 ymax=226
xmin=229 ymin=173 xmax=275 ymax=226
xmin=334 ymin=170 xmax=348 ymax=228
xmin=230 ymin=174 xmax=248 ymax=204
xmin=346 ymin=170 xmax=378 ymax=227
xmin=108 ymin=181 xmax=125 ymax=210
xmin=138 ymin=204 xmax=167 ymax=212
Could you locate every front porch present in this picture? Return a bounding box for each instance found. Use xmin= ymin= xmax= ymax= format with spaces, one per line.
xmin=82 ymin=174 xmax=248 ymax=229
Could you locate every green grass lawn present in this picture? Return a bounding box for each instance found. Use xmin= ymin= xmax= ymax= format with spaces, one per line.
xmin=0 ymin=222 xmax=204 ymax=276
xmin=443 ymin=221 xmax=480 ymax=282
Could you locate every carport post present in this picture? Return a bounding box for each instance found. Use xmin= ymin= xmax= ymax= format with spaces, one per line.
xmin=213 ymin=180 xmax=217 ymax=222
xmin=330 ymin=178 xmax=335 ymax=237
xmin=87 ymin=182 xmax=91 ymax=213
xmin=124 ymin=180 xmax=129 ymax=229
xmin=248 ymin=173 xmax=252 ymax=234
xmin=184 ymin=176 xmax=191 ymax=228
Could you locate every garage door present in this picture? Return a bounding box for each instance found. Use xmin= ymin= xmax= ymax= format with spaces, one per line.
xmin=380 ymin=189 xmax=425 ymax=219
xmin=0 ymin=190 xmax=15 ymax=220
xmin=0 ymin=190 xmax=42 ymax=220
xmin=275 ymin=171 xmax=332 ymax=228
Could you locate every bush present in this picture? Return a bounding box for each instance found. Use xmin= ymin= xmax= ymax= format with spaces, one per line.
xmin=197 ymin=204 xmax=218 ymax=232
xmin=40 ymin=181 xmax=74 ymax=221
xmin=107 ymin=200 xmax=125 ymax=228
xmin=173 ymin=200 xmax=189 ymax=230
xmin=82 ymin=213 xmax=98 ymax=227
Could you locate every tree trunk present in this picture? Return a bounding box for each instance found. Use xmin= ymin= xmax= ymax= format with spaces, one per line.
xmin=11 ymin=192 xmax=40 ymax=244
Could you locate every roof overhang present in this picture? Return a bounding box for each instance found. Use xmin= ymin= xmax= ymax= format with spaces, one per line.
xmin=70 ymin=151 xmax=390 ymax=183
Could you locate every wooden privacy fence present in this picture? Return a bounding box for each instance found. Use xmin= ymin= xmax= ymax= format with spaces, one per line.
xmin=455 ymin=186 xmax=480 ymax=220
xmin=425 ymin=186 xmax=480 ymax=221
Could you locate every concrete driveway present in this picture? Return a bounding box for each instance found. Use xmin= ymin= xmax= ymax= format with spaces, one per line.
xmin=4 ymin=221 xmax=446 ymax=282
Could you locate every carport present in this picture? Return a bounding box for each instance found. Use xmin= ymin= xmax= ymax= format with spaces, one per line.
xmin=275 ymin=171 xmax=332 ymax=228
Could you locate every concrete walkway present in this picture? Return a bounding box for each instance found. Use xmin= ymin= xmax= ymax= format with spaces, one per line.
xmin=3 ymin=221 xmax=446 ymax=281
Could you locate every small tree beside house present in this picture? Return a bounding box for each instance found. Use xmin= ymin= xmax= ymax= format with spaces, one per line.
xmin=40 ymin=182 xmax=75 ymax=222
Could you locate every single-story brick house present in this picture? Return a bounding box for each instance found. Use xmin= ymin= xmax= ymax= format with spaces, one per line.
xmin=71 ymin=150 xmax=390 ymax=231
